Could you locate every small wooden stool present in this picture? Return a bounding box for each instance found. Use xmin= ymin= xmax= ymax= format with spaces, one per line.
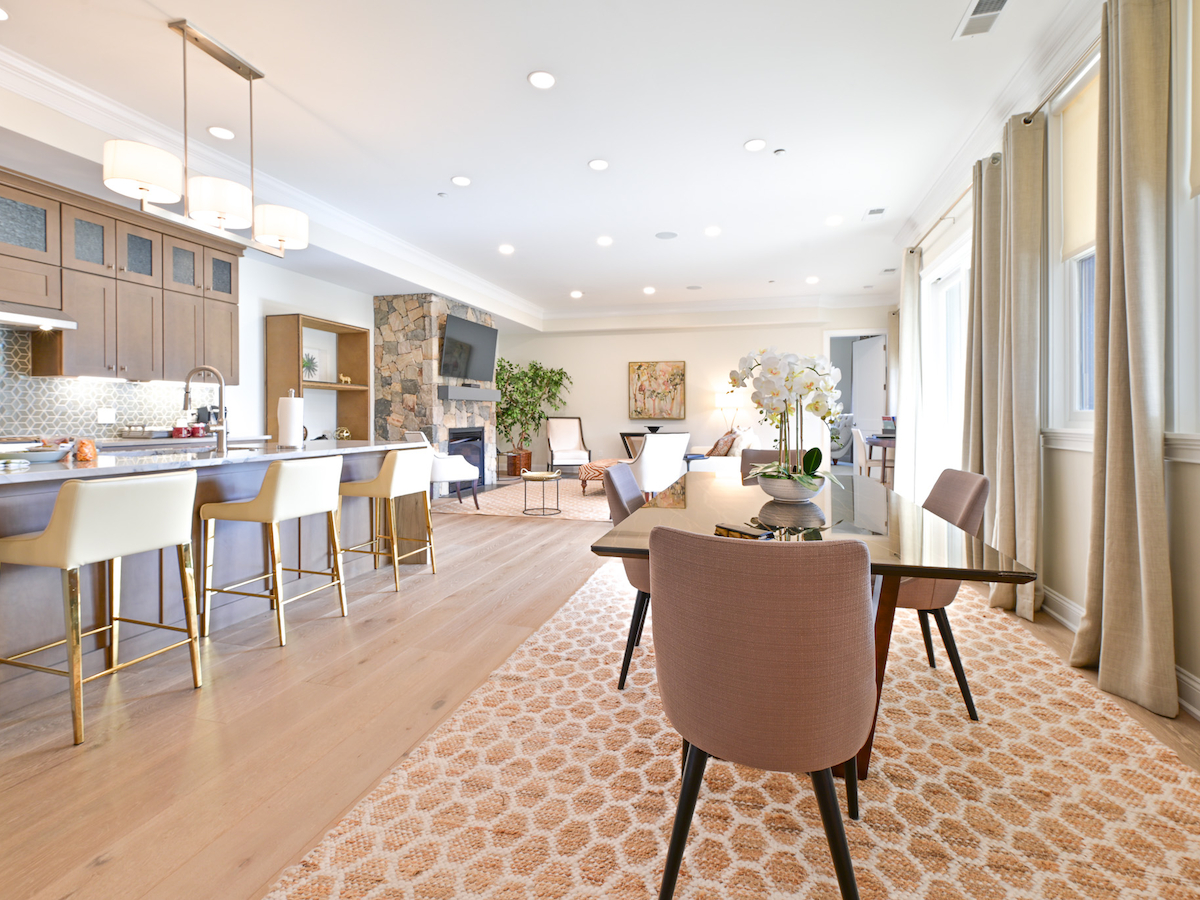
xmin=521 ymin=469 xmax=562 ymax=516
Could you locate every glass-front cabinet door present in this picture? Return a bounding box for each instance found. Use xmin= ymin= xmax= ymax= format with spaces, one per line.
xmin=163 ymin=236 xmax=204 ymax=297
xmin=61 ymin=206 xmax=117 ymax=277
xmin=0 ymin=184 xmax=60 ymax=265
xmin=116 ymin=221 xmax=163 ymax=288
xmin=203 ymin=247 xmax=239 ymax=304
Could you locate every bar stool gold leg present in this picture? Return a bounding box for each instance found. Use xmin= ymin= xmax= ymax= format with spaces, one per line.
xmin=269 ymin=523 xmax=286 ymax=645
xmin=329 ymin=510 xmax=349 ymax=617
xmin=61 ymin=567 xmax=84 ymax=745
xmin=385 ymin=497 xmax=401 ymax=592
xmin=202 ymin=518 xmax=217 ymax=637
xmin=370 ymin=498 xmax=380 ymax=570
xmin=177 ymin=542 xmax=203 ymax=688
xmin=108 ymin=557 xmax=122 ymax=669
xmin=423 ymin=492 xmax=437 ymax=574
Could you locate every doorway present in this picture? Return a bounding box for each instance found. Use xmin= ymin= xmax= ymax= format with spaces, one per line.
xmin=827 ymin=331 xmax=888 ymax=466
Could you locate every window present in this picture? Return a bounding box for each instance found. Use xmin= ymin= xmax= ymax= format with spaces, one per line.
xmin=1075 ymin=252 xmax=1096 ymax=412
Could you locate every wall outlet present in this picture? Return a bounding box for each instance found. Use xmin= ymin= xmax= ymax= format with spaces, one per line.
xmin=96 ymin=407 xmax=116 ymax=424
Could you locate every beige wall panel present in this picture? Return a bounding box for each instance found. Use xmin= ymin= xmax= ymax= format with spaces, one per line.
xmin=1041 ymin=447 xmax=1093 ymax=604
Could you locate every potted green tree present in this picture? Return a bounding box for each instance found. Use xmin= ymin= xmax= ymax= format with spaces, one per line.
xmin=495 ymin=358 xmax=572 ymax=475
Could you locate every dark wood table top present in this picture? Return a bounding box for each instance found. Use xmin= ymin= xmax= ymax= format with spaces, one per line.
xmin=591 ymin=472 xmax=1034 ymax=585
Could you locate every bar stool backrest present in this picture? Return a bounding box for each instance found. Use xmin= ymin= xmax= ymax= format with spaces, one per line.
xmin=32 ymin=470 xmax=198 ymax=570
xmin=376 ymin=447 xmax=434 ymax=497
xmin=256 ymin=456 xmax=344 ymax=522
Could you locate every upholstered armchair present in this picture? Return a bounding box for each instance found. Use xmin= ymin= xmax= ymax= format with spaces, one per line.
xmin=626 ymin=432 xmax=690 ymax=495
xmin=546 ymin=417 xmax=591 ymax=471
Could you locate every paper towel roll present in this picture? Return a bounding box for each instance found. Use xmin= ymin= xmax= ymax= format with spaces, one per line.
xmin=278 ymin=395 xmax=305 ymax=447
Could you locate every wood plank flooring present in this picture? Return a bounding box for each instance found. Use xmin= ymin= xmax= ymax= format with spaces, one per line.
xmin=1 ymin=510 xmax=1197 ymax=900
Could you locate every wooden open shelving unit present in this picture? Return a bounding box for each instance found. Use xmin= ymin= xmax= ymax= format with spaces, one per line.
xmin=265 ymin=314 xmax=372 ymax=441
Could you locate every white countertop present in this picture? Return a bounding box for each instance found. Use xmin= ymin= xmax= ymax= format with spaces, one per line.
xmin=96 ymin=435 xmax=273 ymax=449
xmin=0 ymin=439 xmax=420 ymax=486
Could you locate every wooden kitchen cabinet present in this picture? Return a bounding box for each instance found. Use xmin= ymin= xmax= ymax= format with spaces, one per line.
xmin=163 ymin=289 xmax=205 ymax=382
xmin=0 ymin=183 xmax=59 ymax=265
xmin=116 ymin=221 xmax=163 ymax=288
xmin=32 ymin=269 xmax=116 ymax=377
xmin=115 ymin=282 xmax=164 ymax=380
xmin=61 ymin=205 xmax=117 ymax=277
xmin=0 ymin=256 xmax=61 ymax=309
xmin=204 ymin=297 xmax=239 ymax=385
xmin=164 ymin=235 xmax=204 ymax=297
xmin=203 ymin=247 xmax=238 ymax=304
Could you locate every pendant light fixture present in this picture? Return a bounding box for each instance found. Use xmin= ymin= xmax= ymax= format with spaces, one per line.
xmin=102 ymin=19 xmax=307 ymax=258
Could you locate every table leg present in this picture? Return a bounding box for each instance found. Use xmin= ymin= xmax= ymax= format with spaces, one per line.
xmin=857 ymin=572 xmax=900 ymax=778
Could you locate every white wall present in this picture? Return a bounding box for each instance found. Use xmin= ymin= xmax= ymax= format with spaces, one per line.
xmin=497 ymin=305 xmax=895 ymax=469
xmin=227 ymin=258 xmax=374 ymax=438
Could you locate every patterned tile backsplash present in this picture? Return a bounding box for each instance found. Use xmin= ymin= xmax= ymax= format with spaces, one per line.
xmin=0 ymin=328 xmax=217 ymax=439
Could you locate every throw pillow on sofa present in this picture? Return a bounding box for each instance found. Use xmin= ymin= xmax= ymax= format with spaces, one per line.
xmin=707 ymin=431 xmax=738 ymax=457
xmin=729 ymin=426 xmax=760 ymax=457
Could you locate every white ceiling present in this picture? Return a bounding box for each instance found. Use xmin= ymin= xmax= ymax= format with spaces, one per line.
xmin=0 ymin=0 xmax=1092 ymax=320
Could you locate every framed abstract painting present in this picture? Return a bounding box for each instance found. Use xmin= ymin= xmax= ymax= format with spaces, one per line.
xmin=629 ymin=360 xmax=686 ymax=419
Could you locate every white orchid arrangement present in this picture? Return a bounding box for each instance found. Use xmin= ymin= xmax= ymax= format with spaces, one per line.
xmin=729 ymin=348 xmax=844 ymax=488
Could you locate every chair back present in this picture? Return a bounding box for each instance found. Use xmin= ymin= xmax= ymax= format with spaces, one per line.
xmin=649 ymin=527 xmax=876 ymax=774
xmin=624 ymin=434 xmax=646 ymax=459
xmin=546 ymin=417 xmax=586 ymax=452
xmin=628 ymin=432 xmax=690 ymax=493
xmin=603 ymin=464 xmax=650 ymax=593
xmin=924 ymin=469 xmax=990 ymax=540
xmin=404 ymin=430 xmax=431 ymax=447
xmin=852 ymin=428 xmax=868 ymax=476
xmin=376 ymin=446 xmax=434 ymax=498
xmin=257 ymin=456 xmax=344 ymax=521
xmin=39 ymin=470 xmax=198 ymax=569
xmin=740 ymin=449 xmax=799 ymax=486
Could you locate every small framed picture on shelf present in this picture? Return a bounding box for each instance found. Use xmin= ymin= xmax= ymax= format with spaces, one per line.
xmin=302 ymin=347 xmax=329 ymax=382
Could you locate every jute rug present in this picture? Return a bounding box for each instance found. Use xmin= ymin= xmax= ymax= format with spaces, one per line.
xmin=433 ymin=479 xmax=611 ymax=522
xmin=265 ymin=563 xmax=1200 ymax=900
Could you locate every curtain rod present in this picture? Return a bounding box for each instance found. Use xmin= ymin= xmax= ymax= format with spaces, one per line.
xmin=1022 ymin=36 xmax=1102 ymax=125
xmin=914 ymin=183 xmax=972 ymax=249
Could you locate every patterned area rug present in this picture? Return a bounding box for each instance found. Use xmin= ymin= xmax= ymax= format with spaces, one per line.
xmin=433 ymin=479 xmax=611 ymax=521
xmin=265 ymin=563 xmax=1200 ymax=900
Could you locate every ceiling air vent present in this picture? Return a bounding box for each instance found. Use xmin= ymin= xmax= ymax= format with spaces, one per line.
xmin=862 ymin=208 xmax=886 ymax=221
xmin=954 ymin=0 xmax=1008 ymax=39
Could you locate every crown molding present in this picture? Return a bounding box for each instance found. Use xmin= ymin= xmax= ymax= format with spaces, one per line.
xmin=541 ymin=291 xmax=898 ymax=323
xmin=894 ymin=0 xmax=1103 ymax=248
xmin=0 ymin=43 xmax=544 ymax=321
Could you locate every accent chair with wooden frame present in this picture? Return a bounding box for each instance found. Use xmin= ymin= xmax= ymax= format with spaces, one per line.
xmin=0 ymin=470 xmax=203 ymax=744
xmin=546 ymin=416 xmax=591 ymax=471
xmin=626 ymin=431 xmax=690 ymax=495
xmin=649 ymin=527 xmax=876 ymax=900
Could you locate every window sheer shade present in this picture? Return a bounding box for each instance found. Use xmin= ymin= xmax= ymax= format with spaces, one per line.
xmin=1061 ymin=75 xmax=1100 ymax=260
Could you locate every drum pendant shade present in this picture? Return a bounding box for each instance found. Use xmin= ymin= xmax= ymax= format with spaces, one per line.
xmin=102 ymin=140 xmax=184 ymax=204
xmin=253 ymin=204 xmax=309 ymax=250
xmin=188 ymin=176 xmax=253 ymax=230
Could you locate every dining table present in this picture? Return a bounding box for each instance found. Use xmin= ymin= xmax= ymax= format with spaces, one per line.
xmin=590 ymin=471 xmax=1036 ymax=778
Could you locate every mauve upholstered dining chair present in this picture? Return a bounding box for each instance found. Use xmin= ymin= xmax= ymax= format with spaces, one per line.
xmin=897 ymin=468 xmax=990 ymax=720
xmin=649 ymin=527 xmax=876 ymax=900
xmin=603 ymin=463 xmax=651 ymax=690
xmin=739 ymin=448 xmax=799 ymax=485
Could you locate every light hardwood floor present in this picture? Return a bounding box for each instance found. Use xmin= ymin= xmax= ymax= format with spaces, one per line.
xmin=1 ymin=510 xmax=1197 ymax=900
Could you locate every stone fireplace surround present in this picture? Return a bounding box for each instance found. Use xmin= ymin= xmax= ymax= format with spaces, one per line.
xmin=374 ymin=293 xmax=498 ymax=497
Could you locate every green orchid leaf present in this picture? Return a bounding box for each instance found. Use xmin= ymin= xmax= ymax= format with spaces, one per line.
xmin=802 ymin=446 xmax=822 ymax=475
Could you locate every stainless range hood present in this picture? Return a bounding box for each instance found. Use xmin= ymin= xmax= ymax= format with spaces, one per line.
xmin=0 ymin=300 xmax=77 ymax=331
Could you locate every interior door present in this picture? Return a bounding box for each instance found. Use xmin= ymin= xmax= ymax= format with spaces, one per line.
xmin=851 ymin=335 xmax=887 ymax=437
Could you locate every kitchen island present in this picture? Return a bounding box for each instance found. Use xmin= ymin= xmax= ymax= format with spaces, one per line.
xmin=0 ymin=439 xmax=427 ymax=712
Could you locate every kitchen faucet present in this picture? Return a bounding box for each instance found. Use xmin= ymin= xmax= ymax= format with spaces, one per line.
xmin=183 ymin=366 xmax=227 ymax=456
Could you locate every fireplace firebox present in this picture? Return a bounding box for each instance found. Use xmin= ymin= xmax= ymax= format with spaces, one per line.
xmin=446 ymin=428 xmax=484 ymax=493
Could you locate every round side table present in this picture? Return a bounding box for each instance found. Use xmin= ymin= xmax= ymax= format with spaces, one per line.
xmin=521 ymin=469 xmax=562 ymax=516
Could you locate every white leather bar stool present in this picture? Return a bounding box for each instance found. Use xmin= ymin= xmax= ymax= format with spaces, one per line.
xmin=200 ymin=456 xmax=346 ymax=646
xmin=340 ymin=445 xmax=436 ymax=591
xmin=0 ymin=470 xmax=202 ymax=745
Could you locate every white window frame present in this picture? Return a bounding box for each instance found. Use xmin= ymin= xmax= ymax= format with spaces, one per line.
xmin=1045 ymin=55 xmax=1100 ymax=433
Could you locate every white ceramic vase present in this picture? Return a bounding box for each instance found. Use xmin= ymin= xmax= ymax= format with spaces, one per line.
xmin=757 ymin=474 xmax=825 ymax=503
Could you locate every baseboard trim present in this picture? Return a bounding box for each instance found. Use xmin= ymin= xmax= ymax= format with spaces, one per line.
xmin=1041 ymin=586 xmax=1084 ymax=631
xmin=1178 ymin=666 xmax=1200 ymax=720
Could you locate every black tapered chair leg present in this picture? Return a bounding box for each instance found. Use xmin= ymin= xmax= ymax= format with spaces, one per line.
xmin=659 ymin=743 xmax=709 ymax=900
xmin=917 ymin=610 xmax=937 ymax=667
xmin=618 ymin=591 xmax=650 ymax=689
xmin=933 ymin=608 xmax=978 ymax=721
xmin=680 ymin=738 xmax=690 ymax=773
xmin=634 ymin=594 xmax=650 ymax=646
xmin=844 ymin=757 xmax=859 ymax=820
xmin=810 ymin=768 xmax=861 ymax=900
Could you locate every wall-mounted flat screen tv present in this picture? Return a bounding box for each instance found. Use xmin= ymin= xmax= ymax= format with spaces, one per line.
xmin=439 ymin=315 xmax=499 ymax=382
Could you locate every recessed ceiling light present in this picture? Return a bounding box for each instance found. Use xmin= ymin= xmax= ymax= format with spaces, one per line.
xmin=643 ymin=286 xmax=656 ymax=295
xmin=686 ymin=285 xmax=702 ymax=290
xmin=588 ymin=159 xmax=608 ymax=171
xmin=498 ymin=244 xmax=515 ymax=255
xmin=570 ymin=290 xmax=583 ymax=299
xmin=0 ymin=9 xmax=8 ymax=21
xmin=437 ymin=192 xmax=447 ymax=198
xmin=744 ymin=139 xmax=766 ymax=152
xmin=207 ymin=126 xmax=235 ymax=140
xmin=704 ymin=225 xmax=721 ymax=237
xmin=451 ymin=175 xmax=471 ymax=187
xmin=773 ymin=148 xmax=787 ymax=156
xmin=806 ymin=276 xmax=820 ymax=285
xmin=597 ymin=235 xmax=613 ymax=247
xmin=825 ymin=215 xmax=844 ymax=227
xmin=527 ymin=71 xmax=556 ymax=89
xmin=656 ymin=232 xmax=677 ymax=240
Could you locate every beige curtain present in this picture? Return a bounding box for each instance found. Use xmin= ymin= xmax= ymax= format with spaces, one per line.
xmin=1070 ymin=0 xmax=1177 ymax=718
xmin=892 ymin=246 xmax=922 ymax=501
xmin=990 ymin=113 xmax=1045 ymax=620
xmin=961 ymin=153 xmax=1003 ymax=544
